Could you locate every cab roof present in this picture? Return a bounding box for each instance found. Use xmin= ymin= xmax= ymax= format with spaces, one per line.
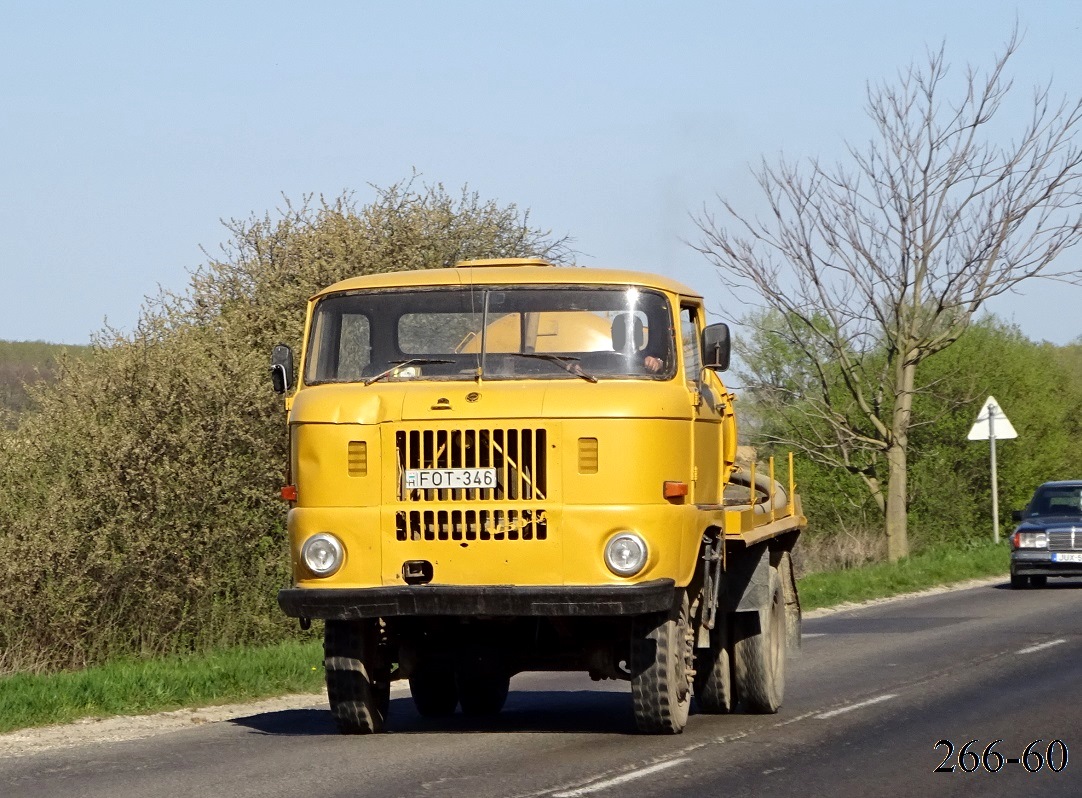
xmin=310 ymin=259 xmax=702 ymax=301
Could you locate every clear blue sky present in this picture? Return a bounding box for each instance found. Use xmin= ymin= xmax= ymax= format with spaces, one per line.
xmin=3 ymin=1 xmax=1081 ymax=345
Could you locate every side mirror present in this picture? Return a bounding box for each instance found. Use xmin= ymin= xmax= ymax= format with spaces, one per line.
xmin=270 ymin=344 xmax=294 ymax=394
xmin=702 ymin=323 xmax=731 ymax=372
xmin=1011 ymin=509 xmax=1023 ymax=523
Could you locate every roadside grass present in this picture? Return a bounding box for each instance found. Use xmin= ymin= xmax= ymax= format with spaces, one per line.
xmin=798 ymin=540 xmax=1009 ymax=611
xmin=0 ymin=541 xmax=1010 ymax=735
xmin=0 ymin=639 xmax=323 ymax=734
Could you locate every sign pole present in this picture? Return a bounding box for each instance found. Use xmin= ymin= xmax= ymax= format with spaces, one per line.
xmin=967 ymin=396 xmax=1016 ymax=546
xmin=990 ymin=401 xmax=999 ymax=545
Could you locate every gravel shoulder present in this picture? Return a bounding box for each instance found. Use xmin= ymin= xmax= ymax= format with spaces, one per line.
xmin=0 ymin=574 xmax=1006 ymax=759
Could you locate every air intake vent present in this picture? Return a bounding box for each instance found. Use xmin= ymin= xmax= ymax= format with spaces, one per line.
xmin=347 ymin=441 xmax=368 ymax=476
xmin=578 ymin=437 xmax=598 ymax=474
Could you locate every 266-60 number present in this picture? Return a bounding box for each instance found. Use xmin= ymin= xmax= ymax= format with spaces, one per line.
xmin=934 ymin=739 xmax=1068 ymax=773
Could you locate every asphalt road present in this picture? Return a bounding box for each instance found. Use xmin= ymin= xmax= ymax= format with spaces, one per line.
xmin=3 ymin=578 xmax=1081 ymax=798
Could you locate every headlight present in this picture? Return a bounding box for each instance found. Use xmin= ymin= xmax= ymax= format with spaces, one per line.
xmin=301 ymin=533 xmax=344 ymax=576
xmin=604 ymin=532 xmax=648 ymax=577
xmin=1013 ymin=531 xmax=1048 ymax=549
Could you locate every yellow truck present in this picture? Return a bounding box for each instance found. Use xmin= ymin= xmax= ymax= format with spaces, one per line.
xmin=271 ymin=258 xmax=805 ymax=735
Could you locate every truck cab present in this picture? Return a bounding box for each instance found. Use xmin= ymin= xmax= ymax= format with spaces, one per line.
xmin=273 ymin=259 xmax=803 ymax=734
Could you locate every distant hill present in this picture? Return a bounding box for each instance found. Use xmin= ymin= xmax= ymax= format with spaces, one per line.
xmin=0 ymin=340 xmax=91 ymax=419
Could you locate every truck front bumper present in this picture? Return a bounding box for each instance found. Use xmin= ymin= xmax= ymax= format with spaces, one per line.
xmin=278 ymin=579 xmax=676 ymax=620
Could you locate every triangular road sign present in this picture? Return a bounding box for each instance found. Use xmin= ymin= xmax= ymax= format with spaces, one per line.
xmin=967 ymin=395 xmax=1018 ymax=440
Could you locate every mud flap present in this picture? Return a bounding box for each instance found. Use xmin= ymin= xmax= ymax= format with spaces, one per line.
xmin=778 ymin=549 xmax=802 ymax=658
xmin=725 ymin=542 xmax=801 ymax=658
xmin=726 ymin=541 xmax=770 ymax=613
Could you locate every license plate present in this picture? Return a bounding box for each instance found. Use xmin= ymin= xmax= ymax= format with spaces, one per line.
xmin=1052 ymin=552 xmax=1082 ymax=563
xmin=404 ymin=468 xmax=497 ymax=490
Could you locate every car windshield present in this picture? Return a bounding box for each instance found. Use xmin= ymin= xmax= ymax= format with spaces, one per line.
xmin=304 ymin=285 xmax=675 ymax=384
xmin=1028 ymin=485 xmax=1082 ymax=517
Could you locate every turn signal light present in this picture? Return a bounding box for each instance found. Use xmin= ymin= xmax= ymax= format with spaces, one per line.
xmin=663 ymin=481 xmax=688 ymax=499
xmin=280 ymin=484 xmax=298 ymax=501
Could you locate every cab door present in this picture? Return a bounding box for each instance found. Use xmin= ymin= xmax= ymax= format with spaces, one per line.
xmin=680 ymin=302 xmax=725 ymax=506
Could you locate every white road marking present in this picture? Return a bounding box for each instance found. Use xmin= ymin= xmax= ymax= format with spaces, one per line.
xmin=802 ymin=633 xmax=826 ymax=638
xmin=1017 ymin=638 xmax=1067 ymax=655
xmin=815 ymin=694 xmax=898 ymax=720
xmin=551 ymin=758 xmax=691 ymax=797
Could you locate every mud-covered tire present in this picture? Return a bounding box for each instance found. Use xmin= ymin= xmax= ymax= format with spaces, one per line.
xmin=410 ymin=662 xmax=459 ymax=717
xmin=324 ymin=619 xmax=391 ymax=734
xmin=693 ymin=615 xmax=732 ymax=714
xmin=733 ymin=567 xmax=785 ymax=714
xmin=456 ymin=670 xmax=510 ymax=716
xmin=631 ymin=591 xmax=693 ymax=734
xmin=778 ymin=549 xmax=802 ymax=654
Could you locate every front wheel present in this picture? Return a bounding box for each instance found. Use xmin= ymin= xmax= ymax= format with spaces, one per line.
xmin=631 ymin=591 xmax=694 ymax=734
xmin=324 ymin=620 xmax=391 ymax=734
xmin=1010 ymin=570 xmax=1029 ymax=589
xmin=1030 ymin=574 xmax=1048 ymax=588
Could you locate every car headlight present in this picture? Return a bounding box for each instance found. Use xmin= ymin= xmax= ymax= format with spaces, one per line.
xmin=604 ymin=532 xmax=648 ymax=577
xmin=301 ymin=533 xmax=344 ymax=576
xmin=1013 ymin=531 xmax=1048 ymax=549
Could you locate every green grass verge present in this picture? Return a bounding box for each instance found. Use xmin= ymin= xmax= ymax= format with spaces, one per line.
xmin=0 ymin=639 xmax=324 ymax=734
xmin=0 ymin=541 xmax=1010 ymax=735
xmin=797 ymin=540 xmax=1009 ymax=611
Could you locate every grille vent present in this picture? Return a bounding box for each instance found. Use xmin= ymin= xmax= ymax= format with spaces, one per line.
xmin=578 ymin=437 xmax=599 ymax=474
xmin=396 ymin=507 xmax=547 ymax=541
xmin=397 ymin=427 xmax=547 ymax=502
xmin=1048 ymin=528 xmax=1082 ymax=551
xmin=347 ymin=441 xmax=368 ymax=476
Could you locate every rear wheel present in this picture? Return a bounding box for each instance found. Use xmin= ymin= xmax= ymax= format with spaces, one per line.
xmin=456 ymin=670 xmax=510 ymax=716
xmin=733 ymin=567 xmax=786 ymax=713
xmin=410 ymin=661 xmax=459 ymax=717
xmin=693 ymin=614 xmax=732 ymax=714
xmin=631 ymin=591 xmax=694 ymax=734
xmin=324 ymin=620 xmax=391 ymax=734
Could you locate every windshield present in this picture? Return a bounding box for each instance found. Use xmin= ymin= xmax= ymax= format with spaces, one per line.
xmin=1028 ymin=485 xmax=1082 ymax=517
xmin=304 ymin=285 xmax=675 ymax=384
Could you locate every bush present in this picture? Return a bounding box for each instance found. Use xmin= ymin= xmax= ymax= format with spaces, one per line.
xmin=0 ymin=181 xmax=569 ymax=674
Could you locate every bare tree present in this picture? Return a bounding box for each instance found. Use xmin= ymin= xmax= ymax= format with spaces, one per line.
xmin=694 ymin=31 xmax=1082 ymax=560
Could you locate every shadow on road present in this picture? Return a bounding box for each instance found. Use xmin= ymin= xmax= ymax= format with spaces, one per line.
xmin=993 ymin=578 xmax=1082 ymax=591
xmin=229 ymin=689 xmax=637 ymax=737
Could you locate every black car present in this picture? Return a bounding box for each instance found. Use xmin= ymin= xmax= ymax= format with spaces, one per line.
xmin=1010 ymin=480 xmax=1082 ymax=588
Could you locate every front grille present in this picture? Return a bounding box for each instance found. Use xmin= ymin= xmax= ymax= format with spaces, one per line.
xmin=1048 ymin=528 xmax=1082 ymax=551
xmin=396 ymin=427 xmax=548 ymax=503
xmin=396 ymin=507 xmax=548 ymax=541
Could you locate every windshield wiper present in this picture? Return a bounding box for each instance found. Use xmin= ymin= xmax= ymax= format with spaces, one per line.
xmin=364 ymin=358 xmax=454 ymax=385
xmin=511 ymin=353 xmax=598 ymax=383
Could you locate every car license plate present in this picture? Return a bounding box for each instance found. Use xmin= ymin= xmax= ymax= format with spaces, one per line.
xmin=404 ymin=468 xmax=497 ymax=490
xmin=1052 ymin=552 xmax=1082 ymax=563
